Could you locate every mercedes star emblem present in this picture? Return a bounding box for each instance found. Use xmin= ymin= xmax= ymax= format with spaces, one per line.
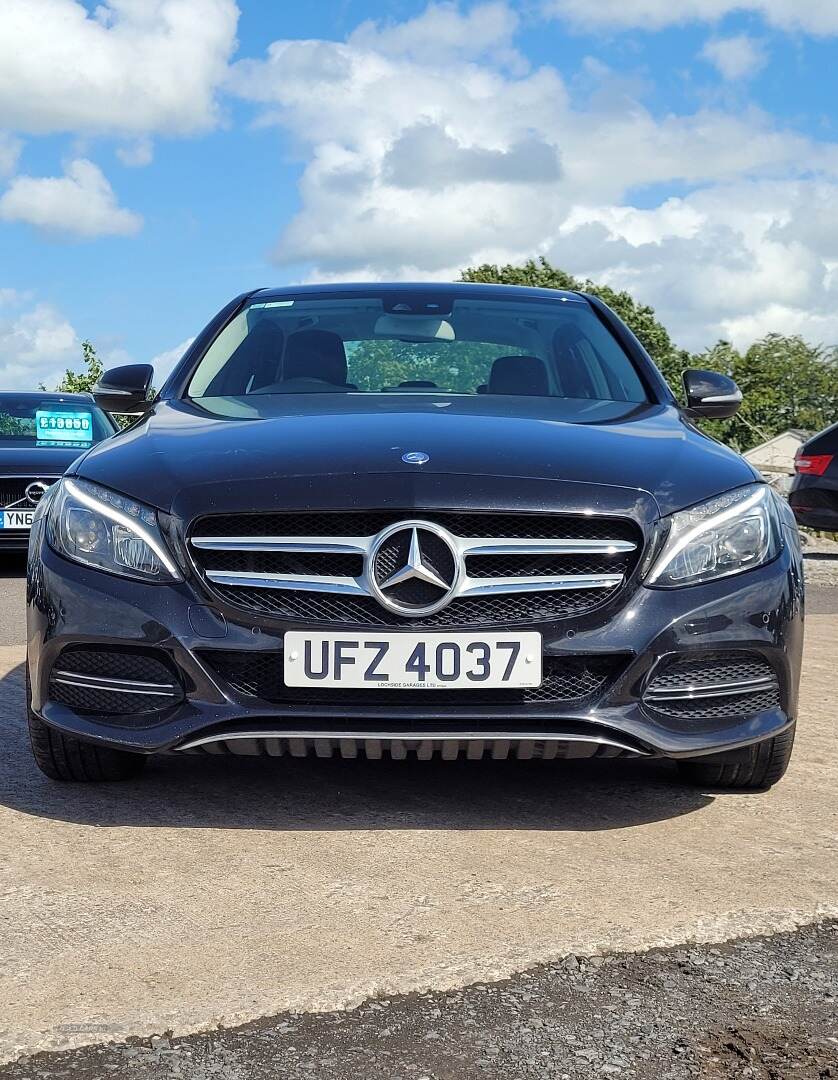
xmin=368 ymin=520 xmax=461 ymax=616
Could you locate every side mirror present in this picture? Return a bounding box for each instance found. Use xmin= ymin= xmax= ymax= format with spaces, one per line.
xmin=682 ymin=368 xmax=742 ymax=419
xmin=93 ymin=364 xmax=154 ymax=415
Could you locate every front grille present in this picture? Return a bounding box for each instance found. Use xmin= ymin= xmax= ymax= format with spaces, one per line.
xmin=190 ymin=510 xmax=642 ymax=627
xmin=49 ymin=646 xmax=183 ymax=717
xmin=198 ymin=649 xmax=623 ymax=707
xmin=643 ymin=652 xmax=781 ymax=720
xmin=0 ymin=477 xmax=56 ymax=508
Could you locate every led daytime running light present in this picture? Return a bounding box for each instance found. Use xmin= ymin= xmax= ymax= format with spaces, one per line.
xmin=64 ymin=478 xmax=179 ymax=578
xmin=646 ymin=486 xmax=768 ymax=585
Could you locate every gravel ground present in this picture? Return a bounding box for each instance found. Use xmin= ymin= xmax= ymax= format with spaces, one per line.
xmin=4 ymin=923 xmax=835 ymax=1080
xmin=803 ymin=556 xmax=838 ymax=589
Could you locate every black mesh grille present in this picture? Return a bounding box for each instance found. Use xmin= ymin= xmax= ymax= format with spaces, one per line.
xmin=466 ymin=552 xmax=629 ymax=578
xmin=193 ymin=510 xmax=639 ymax=542
xmin=190 ymin=510 xmax=641 ymax=627
xmin=644 ymin=653 xmax=781 ymax=720
xmin=199 ymin=550 xmax=364 ymax=578
xmin=198 ymin=650 xmax=623 ymax=707
xmin=203 ymin=585 xmax=618 ymax=627
xmin=49 ymin=646 xmax=183 ymax=717
xmin=49 ymin=681 xmax=172 ymax=716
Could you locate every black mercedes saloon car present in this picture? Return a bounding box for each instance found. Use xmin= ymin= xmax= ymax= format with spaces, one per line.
xmin=26 ymin=283 xmax=803 ymax=788
xmin=789 ymin=422 xmax=838 ymax=531
xmin=0 ymin=392 xmax=116 ymax=550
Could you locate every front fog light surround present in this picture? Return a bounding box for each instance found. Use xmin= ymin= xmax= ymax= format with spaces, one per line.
xmin=646 ymin=484 xmax=781 ymax=588
xmin=47 ymin=478 xmax=181 ymax=582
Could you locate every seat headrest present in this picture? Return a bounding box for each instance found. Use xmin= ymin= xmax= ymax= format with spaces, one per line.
xmin=488 ymin=355 xmax=548 ymax=396
xmin=283 ymin=329 xmax=348 ymax=386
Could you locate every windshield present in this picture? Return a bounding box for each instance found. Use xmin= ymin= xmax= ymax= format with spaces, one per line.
xmin=187 ymin=293 xmax=649 ymax=404
xmin=0 ymin=396 xmax=113 ymax=446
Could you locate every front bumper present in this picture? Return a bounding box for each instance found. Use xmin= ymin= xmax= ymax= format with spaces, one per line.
xmin=27 ymin=527 xmax=804 ymax=760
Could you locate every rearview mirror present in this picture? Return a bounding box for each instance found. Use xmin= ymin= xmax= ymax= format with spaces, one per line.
xmin=682 ymin=368 xmax=742 ymax=420
xmin=374 ymin=314 xmax=455 ymax=340
xmin=93 ymin=364 xmax=154 ymax=415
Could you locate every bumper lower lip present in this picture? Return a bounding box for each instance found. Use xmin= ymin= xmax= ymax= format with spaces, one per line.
xmin=175 ymin=729 xmax=651 ymax=757
xmin=27 ymin=528 xmax=805 ymax=761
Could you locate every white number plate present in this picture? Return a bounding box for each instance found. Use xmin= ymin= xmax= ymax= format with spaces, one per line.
xmin=284 ymin=632 xmax=542 ymax=689
xmin=0 ymin=510 xmax=33 ymax=529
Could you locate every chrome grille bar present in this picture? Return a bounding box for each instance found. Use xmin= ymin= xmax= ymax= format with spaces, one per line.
xmin=204 ymin=569 xmax=623 ymax=595
xmin=191 ymin=535 xmax=635 ymax=557
xmin=191 ymin=537 xmax=370 ymax=554
xmin=204 ymin=571 xmax=368 ymax=595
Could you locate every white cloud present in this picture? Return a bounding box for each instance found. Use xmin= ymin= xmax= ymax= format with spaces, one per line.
xmin=116 ymin=138 xmax=154 ymax=168
xmin=228 ymin=2 xmax=838 ymax=353
xmin=543 ymin=0 xmax=838 ymax=34
xmin=0 ymin=296 xmax=80 ymax=391
xmin=0 ymin=133 xmax=22 ymax=178
xmin=0 ymin=0 xmax=239 ymax=136
xmin=701 ymin=34 xmax=767 ymax=80
xmin=547 ymin=179 xmax=838 ymax=349
xmin=0 ymin=158 xmax=142 ymax=238
xmin=151 ymin=337 xmax=195 ymax=383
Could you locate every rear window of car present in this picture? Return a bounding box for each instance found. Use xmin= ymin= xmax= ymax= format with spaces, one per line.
xmin=0 ymin=396 xmax=113 ymax=445
xmin=187 ymin=293 xmax=649 ymax=404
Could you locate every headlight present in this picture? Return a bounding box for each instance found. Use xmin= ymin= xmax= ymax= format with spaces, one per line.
xmin=47 ymin=478 xmax=181 ymax=582
xmin=646 ymin=484 xmax=781 ymax=588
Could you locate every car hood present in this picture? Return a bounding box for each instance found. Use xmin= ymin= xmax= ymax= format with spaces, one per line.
xmin=76 ymin=394 xmax=758 ymax=522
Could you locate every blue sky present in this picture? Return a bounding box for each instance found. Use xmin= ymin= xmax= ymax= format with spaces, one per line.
xmin=1 ymin=0 xmax=837 ymax=389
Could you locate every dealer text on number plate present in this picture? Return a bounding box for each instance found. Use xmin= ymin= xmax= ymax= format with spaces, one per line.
xmin=284 ymin=632 xmax=542 ymax=689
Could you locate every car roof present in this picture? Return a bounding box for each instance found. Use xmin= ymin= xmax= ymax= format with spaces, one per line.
xmin=251 ymin=281 xmax=585 ymax=304
xmin=0 ymin=391 xmax=95 ymax=403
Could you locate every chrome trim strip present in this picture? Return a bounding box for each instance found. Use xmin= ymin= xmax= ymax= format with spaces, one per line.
xmin=51 ymin=671 xmax=179 ymax=697
xmin=205 ymin=570 xmax=368 ymax=595
xmin=645 ymin=675 xmax=777 ymax=701
xmin=176 ymin=729 xmax=649 ymax=756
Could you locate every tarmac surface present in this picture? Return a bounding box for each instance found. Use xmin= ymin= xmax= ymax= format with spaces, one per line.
xmin=0 ymin=556 xmax=835 ymax=1067
xmin=3 ymin=923 xmax=836 ymax=1079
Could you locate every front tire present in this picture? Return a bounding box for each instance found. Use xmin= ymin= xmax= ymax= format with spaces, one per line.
xmin=27 ymin=669 xmax=147 ymax=782
xmin=677 ymin=724 xmax=795 ymax=790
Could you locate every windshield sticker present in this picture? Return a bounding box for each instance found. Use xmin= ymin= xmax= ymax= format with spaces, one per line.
xmin=35 ymin=410 xmax=94 ymax=443
xmin=249 ymin=300 xmax=295 ymax=309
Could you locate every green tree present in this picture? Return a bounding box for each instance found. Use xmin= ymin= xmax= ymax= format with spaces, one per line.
xmin=57 ymin=339 xmax=103 ymax=393
xmin=460 ymin=256 xmax=688 ymax=392
xmin=347 ymin=339 xmax=500 ymax=393
xmin=694 ymin=335 xmax=838 ymax=452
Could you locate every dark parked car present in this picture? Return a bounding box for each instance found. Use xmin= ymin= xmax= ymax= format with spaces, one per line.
xmin=0 ymin=392 xmax=116 ymax=549
xmin=26 ymin=284 xmax=803 ymax=788
xmin=789 ymin=423 xmax=838 ymax=530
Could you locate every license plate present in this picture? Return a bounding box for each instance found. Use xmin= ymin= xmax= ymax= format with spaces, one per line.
xmin=0 ymin=510 xmax=33 ymax=529
xmin=284 ymin=632 xmax=542 ymax=689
